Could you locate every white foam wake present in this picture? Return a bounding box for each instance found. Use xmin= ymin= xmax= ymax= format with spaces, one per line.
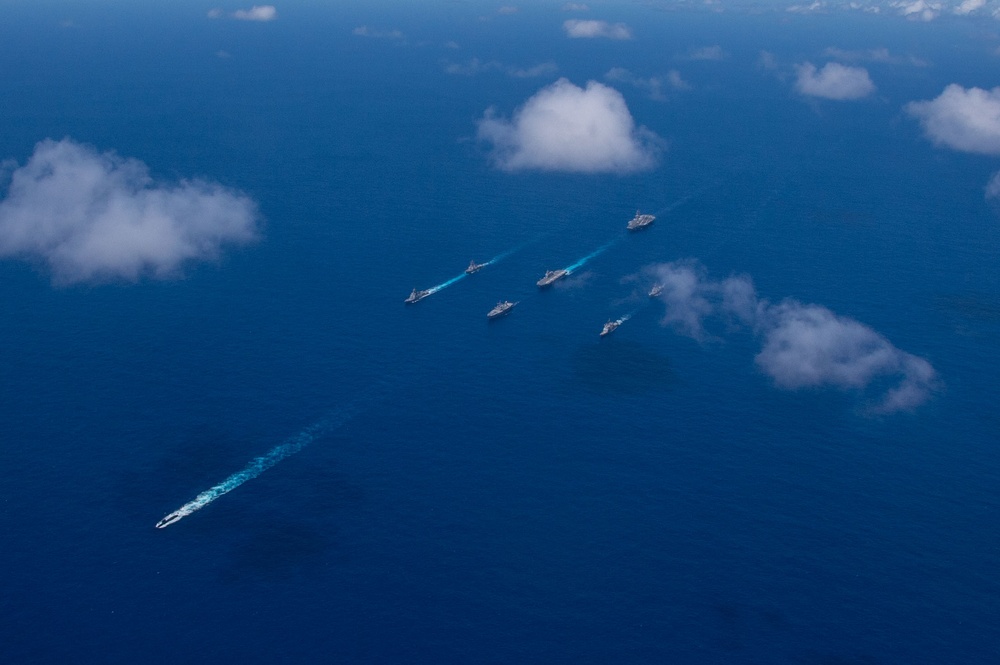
xmin=156 ymin=391 xmax=378 ymax=529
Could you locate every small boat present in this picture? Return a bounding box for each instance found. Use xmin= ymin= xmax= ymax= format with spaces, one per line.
xmin=487 ymin=300 xmax=517 ymax=319
xmin=466 ymin=260 xmax=486 ymax=274
xmin=649 ymin=284 xmax=663 ymax=298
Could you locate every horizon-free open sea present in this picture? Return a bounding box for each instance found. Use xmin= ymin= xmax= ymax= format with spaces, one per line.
xmin=1 ymin=3 xmax=999 ymax=663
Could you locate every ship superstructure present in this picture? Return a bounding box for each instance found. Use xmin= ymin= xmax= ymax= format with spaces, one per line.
xmin=405 ymin=288 xmax=432 ymax=304
xmin=627 ymin=210 xmax=655 ymax=231
xmin=487 ymin=301 xmax=517 ymax=319
xmin=466 ymin=260 xmax=485 ymax=274
xmin=600 ymin=320 xmax=620 ymax=337
xmin=536 ymin=269 xmax=568 ymax=288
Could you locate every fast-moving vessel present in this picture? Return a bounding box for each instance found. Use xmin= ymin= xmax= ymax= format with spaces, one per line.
xmin=627 ymin=210 xmax=655 ymax=231
xmin=155 ymin=511 xmax=183 ymax=529
xmin=466 ymin=260 xmax=486 ymax=274
xmin=600 ymin=320 xmax=620 ymax=337
xmin=405 ymin=288 xmax=432 ymax=304
xmin=536 ymin=269 xmax=568 ymax=288
xmin=487 ymin=301 xmax=517 ymax=319
xmin=649 ymin=284 xmax=663 ymax=298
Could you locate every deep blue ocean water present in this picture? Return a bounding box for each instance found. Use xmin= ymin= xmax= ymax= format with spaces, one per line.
xmin=1 ymin=2 xmax=999 ymax=663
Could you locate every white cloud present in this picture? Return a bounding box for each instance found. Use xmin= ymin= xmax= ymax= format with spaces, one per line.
xmin=906 ymin=84 xmax=1000 ymax=155
xmin=562 ymin=2 xmax=590 ymax=10
xmin=477 ymin=78 xmax=662 ymax=173
xmin=208 ymin=5 xmax=276 ymax=21
xmin=755 ymin=301 xmax=935 ymax=415
xmin=233 ymin=5 xmax=276 ymax=21
xmin=757 ymin=50 xmax=779 ymax=71
xmin=955 ymin=0 xmax=986 ymax=14
xmin=891 ymin=0 xmax=942 ymax=20
xmin=445 ymin=58 xmax=557 ymax=78
xmin=352 ymin=26 xmax=404 ymax=40
xmin=787 ymin=1 xmax=825 ymax=13
xmin=605 ymin=67 xmax=689 ymax=100
xmin=649 ymin=260 xmax=937 ymax=413
xmin=822 ymin=47 xmax=927 ymax=66
xmin=667 ymin=70 xmax=690 ymax=90
xmin=497 ymin=5 xmax=519 ymax=14
xmin=652 ymin=261 xmax=717 ymax=340
xmin=563 ymin=19 xmax=632 ymax=40
xmin=795 ymin=62 xmax=875 ymax=100
xmin=986 ymin=171 xmax=1000 ymax=199
xmin=684 ymin=45 xmax=727 ymax=61
xmin=0 ymin=139 xmax=259 ymax=284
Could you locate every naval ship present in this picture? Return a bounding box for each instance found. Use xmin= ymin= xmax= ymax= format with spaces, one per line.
xmin=405 ymin=288 xmax=432 ymax=304
xmin=627 ymin=210 xmax=655 ymax=231
xmin=649 ymin=284 xmax=663 ymax=297
xmin=600 ymin=319 xmax=621 ymax=337
xmin=536 ymin=269 xmax=568 ymax=287
xmin=466 ymin=260 xmax=486 ymax=274
xmin=487 ymin=301 xmax=517 ymax=319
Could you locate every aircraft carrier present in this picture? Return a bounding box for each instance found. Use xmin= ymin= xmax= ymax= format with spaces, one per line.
xmin=627 ymin=210 xmax=655 ymax=231
xmin=536 ymin=269 xmax=568 ymax=288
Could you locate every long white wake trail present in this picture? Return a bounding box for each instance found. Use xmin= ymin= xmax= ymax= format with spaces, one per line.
xmin=155 ymin=393 xmax=377 ymax=529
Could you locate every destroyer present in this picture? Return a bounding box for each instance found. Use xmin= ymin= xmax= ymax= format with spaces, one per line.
xmin=649 ymin=284 xmax=663 ymax=298
xmin=466 ymin=260 xmax=486 ymax=274
xmin=600 ymin=320 xmax=621 ymax=337
xmin=405 ymin=288 xmax=432 ymax=304
xmin=536 ymin=269 xmax=568 ymax=288
xmin=627 ymin=210 xmax=655 ymax=231
xmin=487 ymin=301 xmax=517 ymax=319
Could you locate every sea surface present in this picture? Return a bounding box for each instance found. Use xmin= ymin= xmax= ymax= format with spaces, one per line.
xmin=1 ymin=2 xmax=999 ymax=663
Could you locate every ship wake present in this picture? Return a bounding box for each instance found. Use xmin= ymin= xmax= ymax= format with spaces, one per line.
xmin=156 ymin=388 xmax=383 ymax=529
xmin=564 ymin=237 xmax=621 ymax=273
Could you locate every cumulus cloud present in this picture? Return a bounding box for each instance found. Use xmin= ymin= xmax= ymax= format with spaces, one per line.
xmin=650 ymin=260 xmax=719 ymax=340
xmin=444 ymin=58 xmax=557 ymax=78
xmin=352 ymin=25 xmax=404 ymax=40
xmin=233 ymin=5 xmax=276 ymax=21
xmin=477 ymin=78 xmax=662 ymax=173
xmin=986 ymin=171 xmax=1000 ymax=199
xmin=795 ymin=62 xmax=875 ymax=100
xmin=823 ymin=47 xmax=927 ymax=66
xmin=891 ymin=0 xmax=942 ymax=20
xmin=649 ymin=260 xmax=937 ymax=413
xmin=605 ymin=67 xmax=689 ymax=100
xmin=757 ymin=50 xmax=779 ymax=71
xmin=563 ymin=19 xmax=632 ymax=40
xmin=0 ymin=139 xmax=259 ymax=284
xmin=208 ymin=5 xmax=277 ymax=21
xmin=906 ymin=85 xmax=1000 ymax=155
xmin=954 ymin=0 xmax=986 ymax=13
xmin=787 ymin=1 xmax=825 ymax=13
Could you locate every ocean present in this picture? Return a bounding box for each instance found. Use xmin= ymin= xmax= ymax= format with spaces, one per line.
xmin=1 ymin=2 xmax=999 ymax=662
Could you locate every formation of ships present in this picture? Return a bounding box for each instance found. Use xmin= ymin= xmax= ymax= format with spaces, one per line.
xmin=406 ymin=210 xmax=660 ymax=336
